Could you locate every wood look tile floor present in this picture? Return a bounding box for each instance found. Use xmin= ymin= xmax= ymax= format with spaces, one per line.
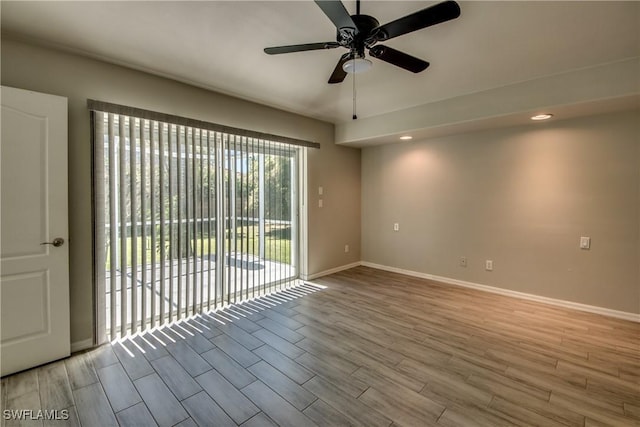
xmin=2 ymin=266 xmax=639 ymax=426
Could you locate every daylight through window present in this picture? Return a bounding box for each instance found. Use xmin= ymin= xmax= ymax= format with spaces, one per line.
xmin=92 ymin=108 xmax=303 ymax=341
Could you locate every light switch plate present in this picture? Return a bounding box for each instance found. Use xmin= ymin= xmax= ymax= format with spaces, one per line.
xmin=580 ymin=236 xmax=591 ymax=249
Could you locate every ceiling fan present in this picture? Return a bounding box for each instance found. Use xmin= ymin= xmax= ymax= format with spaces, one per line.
xmin=264 ymin=0 xmax=461 ymax=84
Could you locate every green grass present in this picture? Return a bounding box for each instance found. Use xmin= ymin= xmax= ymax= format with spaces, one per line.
xmin=105 ymin=225 xmax=291 ymax=267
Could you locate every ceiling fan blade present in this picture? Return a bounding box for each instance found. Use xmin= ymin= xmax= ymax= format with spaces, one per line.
xmin=314 ymin=0 xmax=357 ymax=32
xmin=369 ymin=45 xmax=429 ymax=73
xmin=369 ymin=0 xmax=460 ymax=42
xmin=264 ymin=42 xmax=340 ymax=55
xmin=328 ymin=53 xmax=351 ymax=84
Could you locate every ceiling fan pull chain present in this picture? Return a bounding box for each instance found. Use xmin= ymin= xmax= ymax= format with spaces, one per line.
xmin=352 ymin=65 xmax=358 ymax=120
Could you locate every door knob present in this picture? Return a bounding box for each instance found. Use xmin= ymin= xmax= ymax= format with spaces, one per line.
xmin=41 ymin=238 xmax=65 ymax=247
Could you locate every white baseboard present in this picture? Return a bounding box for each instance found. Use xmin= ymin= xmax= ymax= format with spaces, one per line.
xmin=360 ymin=261 xmax=640 ymax=323
xmin=302 ymin=262 xmax=362 ymax=281
xmin=70 ymin=338 xmax=94 ymax=353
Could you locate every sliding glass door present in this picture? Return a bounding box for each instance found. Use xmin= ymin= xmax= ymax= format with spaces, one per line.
xmin=94 ymin=112 xmax=300 ymax=341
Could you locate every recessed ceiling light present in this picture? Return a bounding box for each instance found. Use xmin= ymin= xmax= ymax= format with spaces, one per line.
xmin=531 ymin=114 xmax=553 ymax=121
xmin=399 ymin=135 xmax=413 ymax=140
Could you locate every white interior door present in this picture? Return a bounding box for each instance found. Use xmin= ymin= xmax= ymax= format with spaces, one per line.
xmin=1 ymin=86 xmax=69 ymax=376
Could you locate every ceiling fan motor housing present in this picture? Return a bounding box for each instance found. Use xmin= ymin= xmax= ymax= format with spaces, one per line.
xmin=338 ymin=14 xmax=380 ymax=56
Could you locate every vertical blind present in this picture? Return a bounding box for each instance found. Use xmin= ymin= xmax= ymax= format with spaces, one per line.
xmin=92 ymin=105 xmax=311 ymax=341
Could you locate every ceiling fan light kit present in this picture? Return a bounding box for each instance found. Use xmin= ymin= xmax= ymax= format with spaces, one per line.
xmin=343 ymin=57 xmax=372 ymax=74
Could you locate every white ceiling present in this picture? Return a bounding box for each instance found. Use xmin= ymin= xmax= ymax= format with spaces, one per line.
xmin=2 ymin=1 xmax=639 ymax=129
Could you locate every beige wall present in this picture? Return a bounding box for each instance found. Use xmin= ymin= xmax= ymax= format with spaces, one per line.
xmin=1 ymin=37 xmax=361 ymax=345
xmin=362 ymin=110 xmax=640 ymax=314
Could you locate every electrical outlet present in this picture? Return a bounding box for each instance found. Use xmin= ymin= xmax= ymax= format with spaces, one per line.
xmin=393 ymin=223 xmax=400 ymax=232
xmin=318 ymin=199 xmax=323 ymax=208
xmin=460 ymin=257 xmax=467 ymax=267
xmin=485 ymin=260 xmax=493 ymax=271
xmin=580 ymin=236 xmax=591 ymax=250
xmin=344 ymin=244 xmax=349 ymax=253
